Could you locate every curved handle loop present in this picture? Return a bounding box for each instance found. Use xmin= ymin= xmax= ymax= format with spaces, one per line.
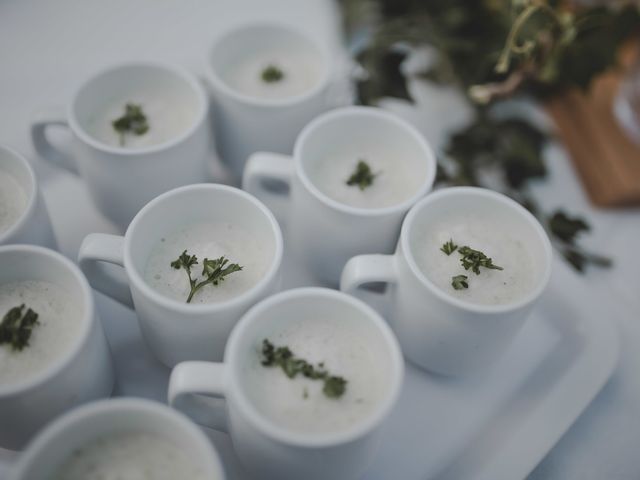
xmin=242 ymin=152 xmax=294 ymax=226
xmin=31 ymin=107 xmax=78 ymax=174
xmin=340 ymin=254 xmax=398 ymax=293
xmin=78 ymin=233 xmax=133 ymax=308
xmin=168 ymin=361 xmax=229 ymax=432
xmin=340 ymin=254 xmax=399 ymax=318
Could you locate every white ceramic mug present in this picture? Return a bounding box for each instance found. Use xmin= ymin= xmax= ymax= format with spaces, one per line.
xmin=341 ymin=187 xmax=553 ymax=376
xmin=0 ymin=145 xmax=56 ymax=248
xmin=10 ymin=398 xmax=226 ymax=479
xmin=78 ymin=184 xmax=283 ymax=367
xmin=206 ymin=21 xmax=346 ymax=179
xmin=31 ymin=61 xmax=211 ymax=228
xmin=169 ymin=287 xmax=404 ymax=480
xmin=243 ymin=106 xmax=436 ymax=286
xmin=0 ymin=245 xmax=114 ymax=450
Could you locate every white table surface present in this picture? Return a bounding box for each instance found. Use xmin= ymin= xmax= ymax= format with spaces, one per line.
xmin=0 ymin=1 xmax=639 ymax=479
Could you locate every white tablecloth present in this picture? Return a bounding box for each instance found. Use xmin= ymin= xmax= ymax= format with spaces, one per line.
xmin=0 ymin=1 xmax=639 ymax=479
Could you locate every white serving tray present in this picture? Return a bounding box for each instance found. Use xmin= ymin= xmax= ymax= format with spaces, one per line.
xmin=0 ymin=214 xmax=619 ymax=480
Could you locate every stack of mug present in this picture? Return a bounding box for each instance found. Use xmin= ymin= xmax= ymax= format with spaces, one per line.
xmin=0 ymin=21 xmax=552 ymax=480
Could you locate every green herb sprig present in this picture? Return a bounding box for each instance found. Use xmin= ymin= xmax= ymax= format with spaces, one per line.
xmin=451 ymin=275 xmax=469 ymax=290
xmin=261 ymin=65 xmax=284 ymax=83
xmin=440 ymin=239 xmax=458 ymax=256
xmin=0 ymin=304 xmax=39 ymax=351
xmin=441 ymin=240 xmax=503 ymax=290
xmin=171 ymin=250 xmax=243 ymax=303
xmin=346 ymin=160 xmax=378 ymax=191
xmin=112 ymin=103 xmax=149 ymax=146
xmin=458 ymin=246 xmax=503 ymax=275
xmin=261 ymin=339 xmax=347 ymax=399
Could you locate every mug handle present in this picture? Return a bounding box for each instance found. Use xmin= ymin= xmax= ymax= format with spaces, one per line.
xmin=242 ymin=152 xmax=293 ymax=226
xmin=78 ymin=233 xmax=133 ymax=308
xmin=341 ymin=254 xmax=398 ymax=291
xmin=340 ymin=254 xmax=398 ymax=314
xmin=31 ymin=107 xmax=78 ymax=174
xmin=169 ymin=362 xmax=229 ymax=432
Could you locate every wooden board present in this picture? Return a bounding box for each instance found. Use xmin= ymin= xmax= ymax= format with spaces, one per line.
xmin=545 ymin=43 xmax=640 ymax=207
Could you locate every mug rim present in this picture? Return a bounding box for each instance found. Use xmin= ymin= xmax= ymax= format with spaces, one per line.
xmin=67 ymin=60 xmax=208 ymax=155
xmin=224 ymin=287 xmax=405 ymax=448
xmin=0 ymin=145 xmax=38 ymax=245
xmin=205 ymin=20 xmax=332 ymax=108
xmin=12 ymin=398 xmax=226 ymax=479
xmin=401 ymin=186 xmax=553 ymax=314
xmin=293 ymin=106 xmax=437 ymax=217
xmin=123 ymin=183 xmax=284 ymax=314
xmin=0 ymin=245 xmax=95 ymax=396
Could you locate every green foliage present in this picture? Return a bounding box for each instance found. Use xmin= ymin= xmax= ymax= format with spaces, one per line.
xmin=339 ymin=0 xmax=628 ymax=273
xmin=548 ymin=210 xmax=589 ymax=243
xmin=445 ymin=115 xmax=547 ymax=189
xmin=530 ymin=5 xmax=640 ymax=93
xmin=342 ymin=0 xmax=640 ymax=105
xmin=440 ymin=116 xmax=612 ymax=271
xmin=548 ymin=211 xmax=613 ymax=271
xmin=357 ymin=49 xmax=412 ymax=105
